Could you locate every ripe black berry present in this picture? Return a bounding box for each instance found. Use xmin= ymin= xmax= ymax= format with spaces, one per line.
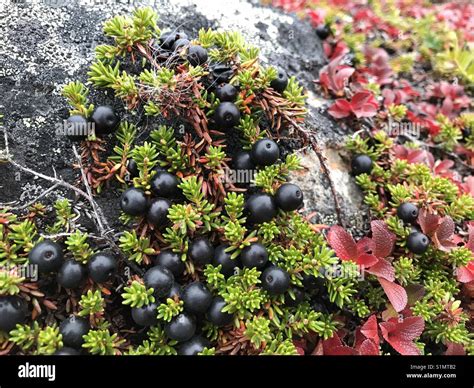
xmin=206 ymin=296 xmax=233 ymax=327
xmin=275 ymin=183 xmax=303 ymax=211
xmin=65 ymin=115 xmax=91 ymax=140
xmin=126 ymin=159 xmax=139 ymax=179
xmin=261 ymin=266 xmax=290 ymax=295
xmin=131 ymin=302 xmax=159 ymax=327
xmin=188 ymin=238 xmax=214 ymax=266
xmin=28 ymin=240 xmax=64 ymax=273
xmin=182 ymin=282 xmax=212 ymax=315
xmin=87 ymin=252 xmax=117 ymax=283
xmin=0 ymin=296 xmax=27 ymax=332
xmin=250 ymin=138 xmax=280 ymax=166
xmin=172 ymin=38 xmax=190 ymax=51
xmin=160 ymin=31 xmax=188 ymax=50
xmin=301 ymin=274 xmax=325 ymax=293
xmin=59 ymin=316 xmax=89 ymax=349
xmin=245 ymin=193 xmax=277 ymax=224
xmin=215 ymin=83 xmax=238 ymax=102
xmin=120 ymin=187 xmax=148 ymax=216
xmin=177 ymin=335 xmax=211 ymax=355
xmin=91 ymin=106 xmax=119 ymax=135
xmin=147 ymin=198 xmax=171 ymax=228
xmin=187 ymin=45 xmax=208 ymax=66
xmin=144 ymin=265 xmax=174 ymax=298
xmin=213 ymin=244 xmax=241 ymax=277
xmin=210 ymin=63 xmax=234 ymax=84
xmin=241 ymin=243 xmax=268 ymax=269
xmin=351 ymin=154 xmax=373 ymax=175
xmin=54 ymin=347 xmax=80 ymax=355
xmin=166 ymin=283 xmax=183 ymax=300
xmin=150 ymin=171 xmax=180 ymax=198
xmin=397 ymin=203 xmax=419 ymax=224
xmin=214 ymin=102 xmax=241 ymax=129
xmin=57 ymin=259 xmax=86 ymax=289
xmin=154 ymin=250 xmax=184 ymax=277
xmin=233 ymin=151 xmax=255 ymax=171
xmin=164 ymin=313 xmax=196 ymax=342
xmin=316 ymin=24 xmax=330 ymax=40
xmin=284 ymin=287 xmax=305 ymax=307
xmin=407 ymin=232 xmax=430 ymax=254
xmin=270 ymin=67 xmax=288 ymax=93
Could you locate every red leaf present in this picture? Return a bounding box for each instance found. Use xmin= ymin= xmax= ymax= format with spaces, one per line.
xmin=433 ymin=216 xmax=456 ymax=252
xmin=360 ymin=315 xmax=379 ymax=347
xmin=444 ymin=342 xmax=466 ymax=356
xmin=350 ymin=91 xmax=379 ymax=118
xmin=380 ymin=316 xmax=424 ymax=356
xmin=417 ymin=209 xmax=440 ymax=237
xmin=366 ymin=258 xmax=395 ymax=281
xmin=327 ymin=225 xmax=357 ymax=261
xmin=371 ymin=220 xmax=396 ymax=258
xmin=328 ymin=98 xmax=352 ymax=118
xmin=457 ymin=262 xmax=474 ymax=283
xmin=358 ymin=339 xmax=379 ymax=355
xmin=378 ymin=278 xmax=407 ymax=312
xmin=319 ymin=56 xmax=354 ymax=96
xmin=358 ymin=253 xmax=379 ymax=268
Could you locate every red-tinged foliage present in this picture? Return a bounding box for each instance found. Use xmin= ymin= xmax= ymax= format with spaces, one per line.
xmin=328 ymin=221 xmax=407 ymax=311
xmin=417 ymin=209 xmax=456 ymax=252
xmin=318 ymin=56 xmax=355 ymax=97
xmin=328 ymin=91 xmax=378 ymax=119
xmin=392 ymin=144 xmax=431 ymax=165
xmin=444 ymin=342 xmax=466 ymax=356
xmin=457 ymin=225 xmax=474 ymax=283
xmin=362 ymin=47 xmax=393 ymax=85
xmin=379 ymin=277 xmax=408 ymax=313
xmin=379 ymin=316 xmax=425 ymax=355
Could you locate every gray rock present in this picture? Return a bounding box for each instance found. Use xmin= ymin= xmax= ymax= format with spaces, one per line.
xmin=0 ymin=0 xmax=365 ymax=231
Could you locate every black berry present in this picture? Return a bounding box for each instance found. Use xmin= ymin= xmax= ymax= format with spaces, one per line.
xmin=251 ymin=138 xmax=280 ymax=166
xmin=270 ymin=67 xmax=288 ymax=93
xmin=187 ymin=45 xmax=208 ymax=66
xmin=215 ymin=83 xmax=238 ymax=102
xmin=57 ymin=259 xmax=86 ymax=289
xmin=172 ymin=38 xmax=190 ymax=51
xmin=164 ymin=313 xmax=196 ymax=342
xmin=245 ymin=193 xmax=277 ymax=224
xmin=182 ymin=282 xmax=212 ymax=315
xmin=233 ymin=151 xmax=255 ymax=171
xmin=351 ymin=154 xmax=373 ymax=175
xmin=150 ymin=171 xmax=180 ymax=198
xmin=28 ymin=240 xmax=64 ymax=273
xmin=144 ymin=265 xmax=174 ymax=298
xmin=407 ymin=232 xmax=430 ymax=254
xmin=87 ymin=252 xmax=117 ymax=283
xmin=91 ymin=106 xmax=119 ymax=135
xmin=0 ymin=296 xmax=27 ymax=332
xmin=154 ymin=250 xmax=184 ymax=277
xmin=206 ymin=296 xmax=233 ymax=327
xmin=241 ymin=243 xmax=268 ymax=269
xmin=397 ymin=203 xmax=419 ymax=224
xmin=160 ymin=31 xmax=188 ymax=50
xmin=177 ymin=335 xmax=211 ymax=355
xmin=214 ymin=102 xmax=241 ymax=129
xmin=65 ymin=115 xmax=91 ymax=141
xmin=275 ymin=183 xmax=303 ymax=211
xmin=120 ymin=187 xmax=148 ymax=216
xmin=54 ymin=347 xmax=80 ymax=355
xmin=126 ymin=159 xmax=139 ymax=179
xmin=316 ymin=24 xmax=330 ymax=40
xmin=166 ymin=283 xmax=183 ymax=300
xmin=131 ymin=302 xmax=159 ymax=327
xmin=188 ymin=238 xmax=214 ymax=266
xmin=284 ymin=287 xmax=305 ymax=307
xmin=213 ymin=244 xmax=241 ymax=277
xmin=59 ymin=316 xmax=89 ymax=349
xmin=147 ymin=198 xmax=171 ymax=228
xmin=210 ymin=63 xmax=234 ymax=84
xmin=261 ymin=266 xmax=290 ymax=295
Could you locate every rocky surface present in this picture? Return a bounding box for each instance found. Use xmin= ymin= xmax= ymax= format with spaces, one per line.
xmin=0 ymin=0 xmax=365 ymax=232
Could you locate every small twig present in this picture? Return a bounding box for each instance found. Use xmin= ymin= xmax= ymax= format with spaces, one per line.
xmin=0 ymin=183 xmax=61 ymax=210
